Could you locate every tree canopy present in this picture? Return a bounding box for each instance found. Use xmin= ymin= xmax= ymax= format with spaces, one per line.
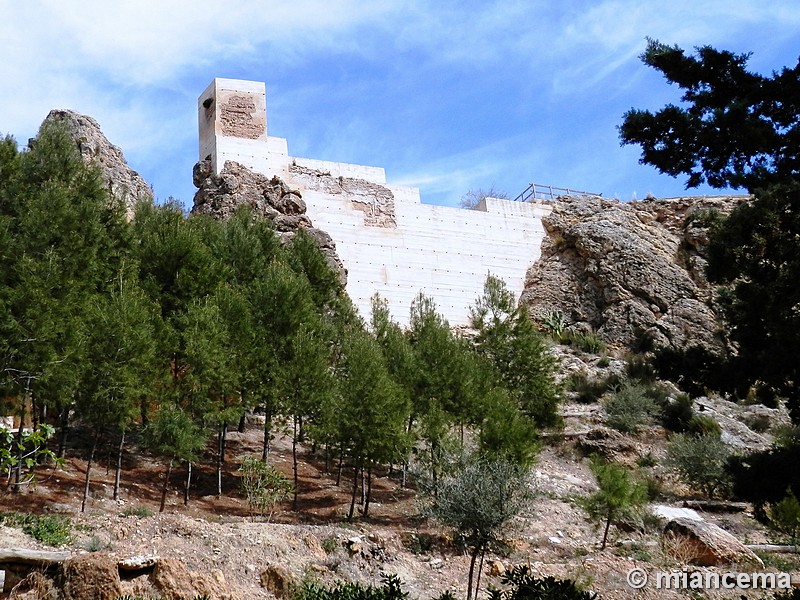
xmin=621 ymin=40 xmax=800 ymax=420
xmin=620 ymin=38 xmax=800 ymax=191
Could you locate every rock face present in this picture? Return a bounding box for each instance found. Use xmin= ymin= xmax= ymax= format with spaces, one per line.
xmin=60 ymin=554 xmax=122 ymax=600
xmin=41 ymin=110 xmax=153 ymax=218
xmin=192 ymin=159 xmax=347 ymax=286
xmin=663 ymin=517 xmax=763 ymax=567
xmin=520 ymin=195 xmax=747 ymax=350
xmin=152 ymin=557 xmax=239 ymax=600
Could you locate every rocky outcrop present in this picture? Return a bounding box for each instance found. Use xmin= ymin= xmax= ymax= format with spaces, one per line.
xmin=663 ymin=517 xmax=763 ymax=567
xmin=192 ymin=160 xmax=347 ymax=286
xmin=520 ymin=195 xmax=747 ymax=351
xmin=152 ymin=557 xmax=239 ymax=600
xmin=60 ymin=554 xmax=122 ymax=600
xmin=41 ymin=110 xmax=153 ymax=218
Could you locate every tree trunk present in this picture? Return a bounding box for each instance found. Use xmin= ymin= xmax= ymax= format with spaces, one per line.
xmin=31 ymin=395 xmax=38 ymax=431
xmin=113 ymin=430 xmax=125 ymax=501
xmin=262 ymin=405 xmax=273 ymax=460
xmin=237 ymin=413 xmax=246 ymax=434
xmin=601 ymin=512 xmax=612 ymax=549
xmin=466 ymin=544 xmax=482 ymax=600
xmin=348 ymin=465 xmax=359 ymax=521
xmin=474 ymin=545 xmax=487 ymax=599
xmin=160 ymin=459 xmax=173 ymax=513
xmin=336 ymin=448 xmax=344 ymax=486
xmin=57 ymin=408 xmax=69 ymax=459
xmin=81 ymin=432 xmax=98 ymax=513
xmin=292 ymin=414 xmax=299 ymax=510
xmin=430 ymin=442 xmax=438 ymax=499
xmin=364 ymin=467 xmax=373 ymax=517
xmin=184 ymin=461 xmax=192 ymax=505
xmin=13 ymin=379 xmax=31 ymax=493
xmin=216 ymin=423 xmax=227 ymax=497
xmin=360 ymin=467 xmax=366 ymax=507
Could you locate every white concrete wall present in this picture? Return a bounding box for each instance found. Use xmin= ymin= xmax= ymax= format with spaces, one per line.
xmin=200 ymin=78 xmax=551 ymax=327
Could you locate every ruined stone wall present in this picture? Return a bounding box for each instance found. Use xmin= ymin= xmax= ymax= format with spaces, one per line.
xmin=196 ymin=78 xmax=550 ymax=326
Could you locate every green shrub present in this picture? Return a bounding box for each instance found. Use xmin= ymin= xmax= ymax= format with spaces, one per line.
xmin=684 ymin=207 xmax=722 ymax=228
xmin=625 ymin=356 xmax=657 ymax=383
xmin=0 ymin=513 xmax=72 ymax=547
xmin=661 ymin=393 xmax=694 ymax=432
xmin=85 ymin=536 xmax=106 ymax=552
xmin=769 ymin=488 xmax=800 ymax=545
xmin=292 ymin=573 xmax=408 ymax=600
xmin=564 ymin=330 xmax=607 ymax=354
xmin=567 ymin=372 xmax=620 ymax=404
xmin=744 ymin=413 xmax=772 ymax=433
xmin=486 ymin=565 xmax=597 ymax=600
xmin=604 ymin=382 xmax=658 ymax=433
xmin=321 ymin=537 xmax=339 ymax=554
xmin=667 ymin=433 xmax=731 ymax=498
xmin=686 ymin=414 xmax=721 ymax=437
xmin=239 ymin=456 xmax=293 ymax=521
xmin=643 ymin=475 xmax=664 ymax=501
xmin=120 ymin=506 xmax=154 ymax=518
xmin=636 ymin=452 xmax=657 ymax=468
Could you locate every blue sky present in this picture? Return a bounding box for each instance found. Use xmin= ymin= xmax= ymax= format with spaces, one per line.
xmin=1 ymin=1 xmax=799 ymax=208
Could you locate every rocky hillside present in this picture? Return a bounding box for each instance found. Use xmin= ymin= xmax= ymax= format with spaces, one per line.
xmin=42 ymin=110 xmax=153 ymax=218
xmin=520 ymin=195 xmax=748 ymax=351
xmin=192 ymin=159 xmax=348 ymax=287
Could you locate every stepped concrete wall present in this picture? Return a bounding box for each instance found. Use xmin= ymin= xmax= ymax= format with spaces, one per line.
xmin=198 ymin=78 xmax=551 ymax=326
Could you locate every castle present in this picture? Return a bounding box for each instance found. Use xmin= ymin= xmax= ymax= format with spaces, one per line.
xmin=198 ymin=78 xmax=551 ymax=326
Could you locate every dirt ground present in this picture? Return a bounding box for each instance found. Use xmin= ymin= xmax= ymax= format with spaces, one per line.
xmin=0 ymin=401 xmax=797 ymax=599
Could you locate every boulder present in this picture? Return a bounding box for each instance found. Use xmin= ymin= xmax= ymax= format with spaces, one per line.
xmin=520 ymin=195 xmax=747 ymax=351
xmin=259 ymin=563 xmax=297 ymax=599
xmin=60 ymin=553 xmax=122 ymax=600
xmin=663 ymin=517 xmax=764 ymax=567
xmin=153 ymin=558 xmax=239 ymax=600
xmin=41 ymin=110 xmax=153 ymax=219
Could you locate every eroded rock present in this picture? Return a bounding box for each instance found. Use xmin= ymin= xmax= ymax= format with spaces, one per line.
xmin=663 ymin=517 xmax=763 ymax=567
xmin=60 ymin=553 xmax=122 ymax=600
xmin=192 ymin=160 xmax=347 ymax=287
xmin=153 ymin=557 xmax=239 ymax=600
xmin=259 ymin=563 xmax=297 ymax=599
xmin=520 ymin=195 xmax=747 ymax=351
xmin=41 ymin=110 xmax=153 ymax=219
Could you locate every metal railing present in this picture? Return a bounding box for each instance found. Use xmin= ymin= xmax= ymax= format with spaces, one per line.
xmin=512 ymin=183 xmax=601 ymax=203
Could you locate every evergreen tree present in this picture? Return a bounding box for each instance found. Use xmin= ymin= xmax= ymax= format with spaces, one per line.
xmin=77 ymin=274 xmax=158 ymax=510
xmin=334 ymin=327 xmax=410 ymax=520
xmin=619 ymin=40 xmax=800 ymax=417
xmin=0 ymin=121 xmax=132 ymax=482
xmin=470 ymin=275 xmax=560 ymax=428
xmin=580 ymin=457 xmax=648 ymax=549
xmin=143 ymin=403 xmax=207 ymax=512
xmin=619 ymin=38 xmax=800 ymax=190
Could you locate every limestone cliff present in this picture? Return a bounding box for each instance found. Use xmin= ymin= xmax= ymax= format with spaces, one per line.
xmin=42 ymin=110 xmax=153 ymax=217
xmin=520 ymin=195 xmax=748 ymax=351
xmin=192 ymin=159 xmax=347 ymax=286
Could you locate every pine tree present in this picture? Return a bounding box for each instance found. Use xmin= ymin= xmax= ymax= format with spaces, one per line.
xmin=334 ymin=328 xmax=410 ymax=520
xmin=580 ymin=457 xmax=648 ymax=549
xmin=77 ymin=274 xmax=158 ymax=510
xmin=470 ymin=275 xmax=560 ymax=428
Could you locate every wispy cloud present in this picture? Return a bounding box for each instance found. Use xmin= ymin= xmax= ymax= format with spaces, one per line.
xmin=1 ymin=1 xmax=798 ymax=206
